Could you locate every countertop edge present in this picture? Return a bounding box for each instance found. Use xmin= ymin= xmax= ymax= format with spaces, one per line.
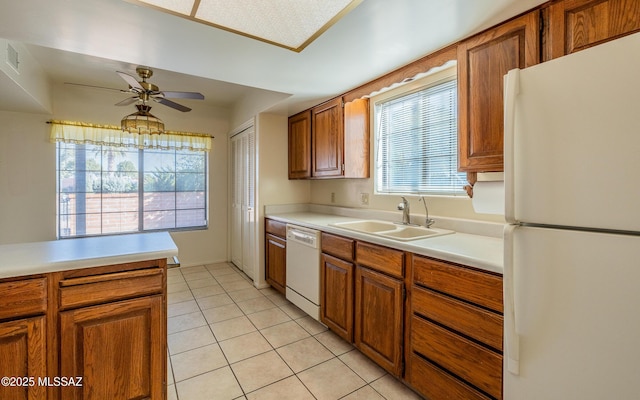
xmin=266 ymin=212 xmax=503 ymax=274
xmin=0 ymin=232 xmax=179 ymax=279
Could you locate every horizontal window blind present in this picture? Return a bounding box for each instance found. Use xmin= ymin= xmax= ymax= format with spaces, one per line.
xmin=375 ymin=77 xmax=467 ymax=195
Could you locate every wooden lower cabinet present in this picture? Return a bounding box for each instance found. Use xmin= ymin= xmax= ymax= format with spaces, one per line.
xmin=59 ymin=295 xmax=165 ymax=400
xmin=320 ymin=236 xmax=405 ymax=377
xmin=354 ymin=266 xmax=404 ymax=377
xmin=318 ymin=231 xmax=505 ymax=398
xmin=265 ymin=219 xmax=287 ymax=295
xmin=407 ymin=354 xmax=493 ymax=400
xmin=0 ymin=259 xmax=167 ymax=400
xmin=0 ymin=316 xmax=47 ymax=400
xmin=408 ymin=254 xmax=504 ymax=400
xmin=320 ymin=253 xmax=354 ymax=342
xmin=412 ymin=317 xmax=502 ymax=399
xmin=265 ymin=233 xmax=287 ymax=294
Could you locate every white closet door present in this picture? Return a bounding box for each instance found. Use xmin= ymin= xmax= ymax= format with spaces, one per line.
xmin=242 ymin=130 xmax=255 ymax=278
xmin=229 ymin=126 xmax=255 ymax=279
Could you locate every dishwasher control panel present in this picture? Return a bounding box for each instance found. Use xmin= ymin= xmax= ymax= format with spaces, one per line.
xmin=286 ymin=224 xmax=320 ymax=248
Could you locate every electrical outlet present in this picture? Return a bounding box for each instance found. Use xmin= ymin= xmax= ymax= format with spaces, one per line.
xmin=360 ymin=192 xmax=369 ymax=206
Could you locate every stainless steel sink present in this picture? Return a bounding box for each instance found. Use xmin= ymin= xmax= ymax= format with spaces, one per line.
xmin=329 ymin=220 xmax=453 ymax=241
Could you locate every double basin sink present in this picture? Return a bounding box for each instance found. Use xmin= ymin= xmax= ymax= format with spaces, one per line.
xmin=329 ymin=219 xmax=453 ymax=242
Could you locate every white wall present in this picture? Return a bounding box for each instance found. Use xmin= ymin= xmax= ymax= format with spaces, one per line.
xmin=0 ymin=83 xmax=233 ymax=267
xmin=0 ymin=111 xmax=56 ymax=243
xmin=309 ymin=178 xmax=504 ymax=223
xmin=254 ymin=112 xmax=310 ymax=287
xmin=230 ymin=91 xmax=291 ymax=131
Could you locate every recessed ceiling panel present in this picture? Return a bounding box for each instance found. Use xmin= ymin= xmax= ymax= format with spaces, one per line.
xmin=129 ymin=0 xmax=362 ymax=51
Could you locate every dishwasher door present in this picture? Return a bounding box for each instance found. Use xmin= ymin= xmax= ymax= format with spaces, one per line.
xmin=285 ymin=224 xmax=321 ymax=320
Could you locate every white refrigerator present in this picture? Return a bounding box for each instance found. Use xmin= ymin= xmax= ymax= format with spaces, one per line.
xmin=503 ymin=31 xmax=640 ymax=399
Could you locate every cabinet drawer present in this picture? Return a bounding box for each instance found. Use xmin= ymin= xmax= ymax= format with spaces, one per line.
xmin=265 ymin=219 xmax=287 ymax=237
xmin=412 ymin=316 xmax=502 ymax=399
xmin=321 ymin=232 xmax=354 ymax=261
xmin=356 ymin=242 xmax=404 ymax=279
xmin=59 ymin=268 xmax=164 ymax=310
xmin=413 ymin=286 xmax=503 ymax=351
xmin=0 ymin=278 xmax=47 ymax=320
xmin=408 ymin=354 xmax=492 ymax=400
xmin=413 ymin=256 xmax=503 ymax=313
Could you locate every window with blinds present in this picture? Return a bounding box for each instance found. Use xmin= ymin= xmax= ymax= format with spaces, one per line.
xmin=374 ymin=74 xmax=467 ymax=195
xmin=56 ymin=143 xmax=207 ymax=238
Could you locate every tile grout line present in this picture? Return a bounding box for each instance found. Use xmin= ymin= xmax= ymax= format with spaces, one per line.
xmin=177 ymin=265 xmax=246 ymax=399
xmin=168 ymin=262 xmax=402 ymax=400
xmin=171 ymin=264 xmax=346 ymax=398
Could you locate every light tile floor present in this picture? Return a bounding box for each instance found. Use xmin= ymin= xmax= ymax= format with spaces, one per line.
xmin=166 ymin=262 xmax=423 ymax=400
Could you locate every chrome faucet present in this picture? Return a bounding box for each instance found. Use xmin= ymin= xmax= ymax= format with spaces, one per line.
xmin=397 ymin=196 xmax=411 ymax=225
xmin=419 ymin=196 xmax=435 ymax=228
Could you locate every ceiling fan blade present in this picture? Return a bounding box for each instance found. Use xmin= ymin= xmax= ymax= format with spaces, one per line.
xmin=117 ymin=71 xmax=143 ymax=90
xmin=154 ymin=97 xmax=192 ymax=112
xmin=161 ymin=91 xmax=205 ymax=100
xmin=64 ymin=82 xmax=127 ymax=93
xmin=115 ymin=97 xmax=140 ymax=106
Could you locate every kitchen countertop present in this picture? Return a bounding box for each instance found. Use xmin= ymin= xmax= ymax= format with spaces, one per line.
xmin=266 ymin=210 xmax=503 ymax=274
xmin=0 ymin=232 xmax=179 ymax=279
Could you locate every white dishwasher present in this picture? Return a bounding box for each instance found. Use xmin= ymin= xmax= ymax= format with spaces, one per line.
xmin=285 ymin=224 xmax=321 ymax=321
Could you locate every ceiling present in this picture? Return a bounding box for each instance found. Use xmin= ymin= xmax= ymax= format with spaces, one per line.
xmin=0 ymin=0 xmax=547 ymax=118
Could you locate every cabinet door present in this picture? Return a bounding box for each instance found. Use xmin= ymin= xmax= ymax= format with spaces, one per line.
xmin=343 ymin=98 xmax=370 ymax=178
xmin=458 ymin=11 xmax=540 ymax=172
xmin=265 ymin=233 xmax=286 ymax=295
xmin=320 ymin=253 xmax=354 ymax=342
xmin=354 ymin=266 xmax=403 ymax=376
xmin=288 ymin=110 xmax=312 ymax=179
xmin=547 ymin=0 xmax=640 ymax=60
xmin=59 ymin=296 xmax=165 ymax=400
xmin=0 ymin=317 xmax=47 ymax=400
xmin=312 ymin=97 xmax=344 ymax=178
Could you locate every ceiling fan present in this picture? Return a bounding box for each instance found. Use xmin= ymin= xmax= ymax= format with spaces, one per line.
xmin=67 ymin=66 xmax=205 ymax=112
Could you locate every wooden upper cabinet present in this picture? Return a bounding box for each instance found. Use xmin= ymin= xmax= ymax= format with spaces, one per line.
xmin=547 ymin=0 xmax=640 ymax=60
xmin=312 ymin=97 xmax=345 ymax=178
xmin=288 ymin=97 xmax=369 ymax=179
xmin=288 ymin=110 xmax=312 ymax=179
xmin=458 ymin=11 xmax=540 ymax=172
xmin=343 ymin=98 xmax=370 ymax=178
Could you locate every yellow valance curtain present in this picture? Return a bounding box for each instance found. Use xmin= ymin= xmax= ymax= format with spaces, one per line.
xmin=49 ymin=120 xmax=212 ymax=152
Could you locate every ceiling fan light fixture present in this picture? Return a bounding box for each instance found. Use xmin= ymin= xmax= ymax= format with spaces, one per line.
xmin=121 ymin=104 xmax=165 ymax=135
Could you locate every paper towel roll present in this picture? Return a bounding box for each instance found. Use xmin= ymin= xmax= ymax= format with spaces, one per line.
xmin=472 ymin=181 xmax=505 ymax=215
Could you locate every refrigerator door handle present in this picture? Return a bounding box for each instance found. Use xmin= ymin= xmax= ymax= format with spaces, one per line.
xmin=503 ymin=69 xmax=520 ymax=225
xmin=503 ymin=224 xmax=520 ymax=375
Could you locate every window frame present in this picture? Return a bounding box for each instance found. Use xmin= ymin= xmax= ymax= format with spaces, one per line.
xmin=372 ymin=66 xmax=467 ymax=197
xmin=55 ymin=142 xmax=209 ymax=239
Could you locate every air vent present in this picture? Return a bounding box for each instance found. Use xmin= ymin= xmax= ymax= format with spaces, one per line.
xmin=6 ymin=43 xmax=19 ymax=72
